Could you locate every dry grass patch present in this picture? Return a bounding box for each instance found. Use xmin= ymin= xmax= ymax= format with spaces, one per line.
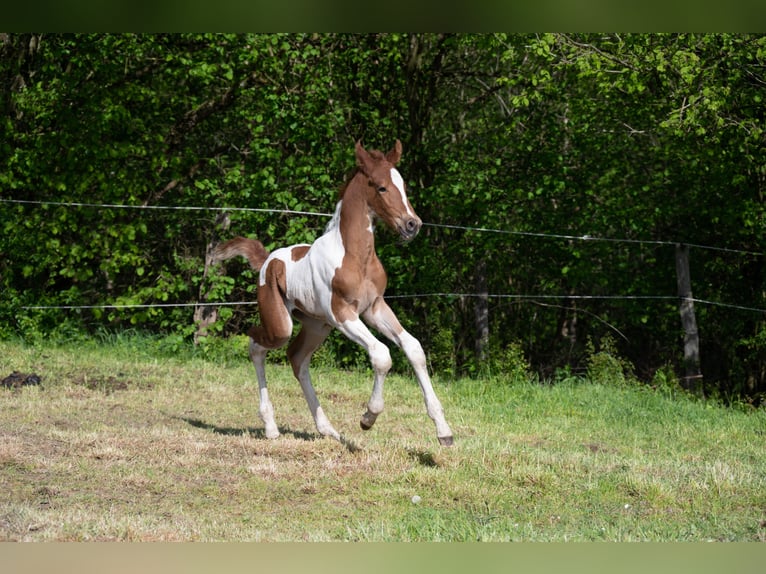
xmin=1 ymin=337 xmax=765 ymax=541
xmin=0 ymin=344 xmax=447 ymax=541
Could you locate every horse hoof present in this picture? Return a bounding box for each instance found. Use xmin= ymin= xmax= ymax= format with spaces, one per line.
xmin=360 ymin=411 xmax=377 ymax=431
xmin=438 ymin=435 xmax=454 ymax=447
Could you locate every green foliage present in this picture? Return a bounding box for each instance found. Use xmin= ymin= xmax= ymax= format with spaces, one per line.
xmin=586 ymin=335 xmax=636 ymax=387
xmin=651 ymin=363 xmax=684 ymax=399
xmin=1 ymin=33 xmax=766 ymax=402
xmin=475 ymin=341 xmax=532 ymax=383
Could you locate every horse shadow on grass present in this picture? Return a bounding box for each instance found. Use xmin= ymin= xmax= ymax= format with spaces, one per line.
xmin=406 ymin=448 xmax=440 ymax=468
xmin=175 ymin=415 xmax=361 ymax=452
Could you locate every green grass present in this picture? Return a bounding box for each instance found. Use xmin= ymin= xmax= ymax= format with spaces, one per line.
xmin=1 ymin=335 xmax=765 ymax=541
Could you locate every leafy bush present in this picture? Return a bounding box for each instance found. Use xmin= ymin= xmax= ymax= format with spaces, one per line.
xmin=586 ymin=335 xmax=636 ymax=387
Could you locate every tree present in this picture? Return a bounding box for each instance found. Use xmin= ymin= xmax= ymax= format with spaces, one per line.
xmin=2 ymin=33 xmax=765 ymax=401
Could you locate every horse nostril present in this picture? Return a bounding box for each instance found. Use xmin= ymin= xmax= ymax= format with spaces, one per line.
xmin=408 ymin=217 xmax=421 ymax=231
xmin=404 ymin=218 xmax=421 ymax=238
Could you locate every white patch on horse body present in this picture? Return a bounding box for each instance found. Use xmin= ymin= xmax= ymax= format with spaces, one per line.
xmin=266 ymin=201 xmax=347 ymax=323
xmin=390 ymin=168 xmax=413 ymax=217
xmin=323 ymin=200 xmax=343 ymax=234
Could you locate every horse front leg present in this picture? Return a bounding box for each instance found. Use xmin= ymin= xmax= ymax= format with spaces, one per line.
xmin=396 ymin=329 xmax=454 ymax=446
xmin=335 ymin=318 xmax=393 ymax=432
xmin=363 ymin=299 xmax=454 ymax=446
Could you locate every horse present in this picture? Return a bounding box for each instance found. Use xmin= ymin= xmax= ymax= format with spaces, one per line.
xmin=212 ymin=140 xmax=454 ymax=447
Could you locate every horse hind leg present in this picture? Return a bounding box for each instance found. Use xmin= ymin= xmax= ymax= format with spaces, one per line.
xmin=247 ymin=258 xmax=293 ymax=440
xmin=286 ymin=318 xmax=340 ymax=441
xmin=248 ymin=339 xmax=280 ymax=439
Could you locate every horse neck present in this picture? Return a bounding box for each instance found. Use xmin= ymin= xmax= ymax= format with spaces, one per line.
xmin=334 ymin=176 xmax=377 ymax=264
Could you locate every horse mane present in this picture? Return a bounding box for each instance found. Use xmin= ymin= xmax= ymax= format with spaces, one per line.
xmin=339 ymin=168 xmax=359 ymax=199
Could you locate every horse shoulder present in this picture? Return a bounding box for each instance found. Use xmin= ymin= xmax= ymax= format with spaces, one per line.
xmin=367 ymin=253 xmax=387 ymax=294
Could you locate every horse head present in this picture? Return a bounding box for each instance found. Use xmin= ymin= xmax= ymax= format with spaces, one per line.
xmin=354 ymin=140 xmax=422 ymax=242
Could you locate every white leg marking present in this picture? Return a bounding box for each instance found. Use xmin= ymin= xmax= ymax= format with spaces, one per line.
xmin=336 ymin=318 xmax=392 ymax=431
xmin=363 ymin=300 xmax=454 ymax=445
xmin=249 ymin=339 xmax=280 ymax=439
xmin=296 ymin=371 xmax=341 ymax=441
xmin=287 ymin=321 xmax=341 ymax=441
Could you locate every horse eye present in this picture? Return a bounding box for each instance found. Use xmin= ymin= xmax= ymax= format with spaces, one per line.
xmin=377 ymin=185 xmax=388 ymax=193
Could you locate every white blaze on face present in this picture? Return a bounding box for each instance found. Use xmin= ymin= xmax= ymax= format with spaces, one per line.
xmin=390 ymin=168 xmax=414 ymax=217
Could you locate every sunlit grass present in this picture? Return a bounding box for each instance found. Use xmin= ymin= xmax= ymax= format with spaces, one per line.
xmin=1 ymin=335 xmax=765 ymax=541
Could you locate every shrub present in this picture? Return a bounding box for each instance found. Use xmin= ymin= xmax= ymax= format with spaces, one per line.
xmin=585 ymin=334 xmax=636 ymax=386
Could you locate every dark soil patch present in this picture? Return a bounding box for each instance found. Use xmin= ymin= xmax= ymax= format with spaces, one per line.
xmin=71 ymin=373 xmax=153 ymax=394
xmin=1 ymin=372 xmax=41 ymax=389
xmin=582 ymin=442 xmax=618 ymax=454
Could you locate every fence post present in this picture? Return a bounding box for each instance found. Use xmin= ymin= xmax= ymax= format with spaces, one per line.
xmin=194 ymin=212 xmax=230 ymax=344
xmin=474 ymin=258 xmax=489 ymax=363
xmin=675 ymin=243 xmax=703 ymax=394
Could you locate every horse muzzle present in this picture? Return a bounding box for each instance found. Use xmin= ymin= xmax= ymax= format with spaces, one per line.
xmin=398 ymin=216 xmax=422 ymax=241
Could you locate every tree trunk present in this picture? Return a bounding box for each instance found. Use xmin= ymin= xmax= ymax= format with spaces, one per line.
xmin=675 ymin=243 xmax=703 ymax=394
xmin=404 ymin=33 xmax=451 ymax=189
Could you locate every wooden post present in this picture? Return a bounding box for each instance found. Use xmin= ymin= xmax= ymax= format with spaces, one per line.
xmin=474 ymin=258 xmax=489 ymax=363
xmin=675 ymin=243 xmax=703 ymax=394
xmin=194 ymin=212 xmax=230 ymax=344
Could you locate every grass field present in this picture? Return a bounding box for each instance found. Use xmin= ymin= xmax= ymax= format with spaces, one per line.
xmin=1 ymin=335 xmax=765 ymax=542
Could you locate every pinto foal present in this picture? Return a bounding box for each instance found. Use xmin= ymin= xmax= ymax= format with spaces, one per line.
xmin=213 ymin=140 xmax=453 ymax=447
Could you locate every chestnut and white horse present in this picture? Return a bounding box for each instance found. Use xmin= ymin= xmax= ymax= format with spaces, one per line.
xmin=213 ymin=140 xmax=453 ymax=447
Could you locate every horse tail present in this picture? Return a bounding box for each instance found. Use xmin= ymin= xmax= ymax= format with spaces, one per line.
xmin=212 ymin=237 xmax=270 ymax=271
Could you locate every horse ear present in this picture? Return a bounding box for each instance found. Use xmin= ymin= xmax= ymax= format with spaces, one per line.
xmin=355 ymin=140 xmax=374 ymax=175
xmin=386 ymin=139 xmax=402 ymax=165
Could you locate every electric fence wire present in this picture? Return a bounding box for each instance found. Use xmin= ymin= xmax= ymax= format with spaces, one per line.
xmin=3 ymin=197 xmax=765 ymax=313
